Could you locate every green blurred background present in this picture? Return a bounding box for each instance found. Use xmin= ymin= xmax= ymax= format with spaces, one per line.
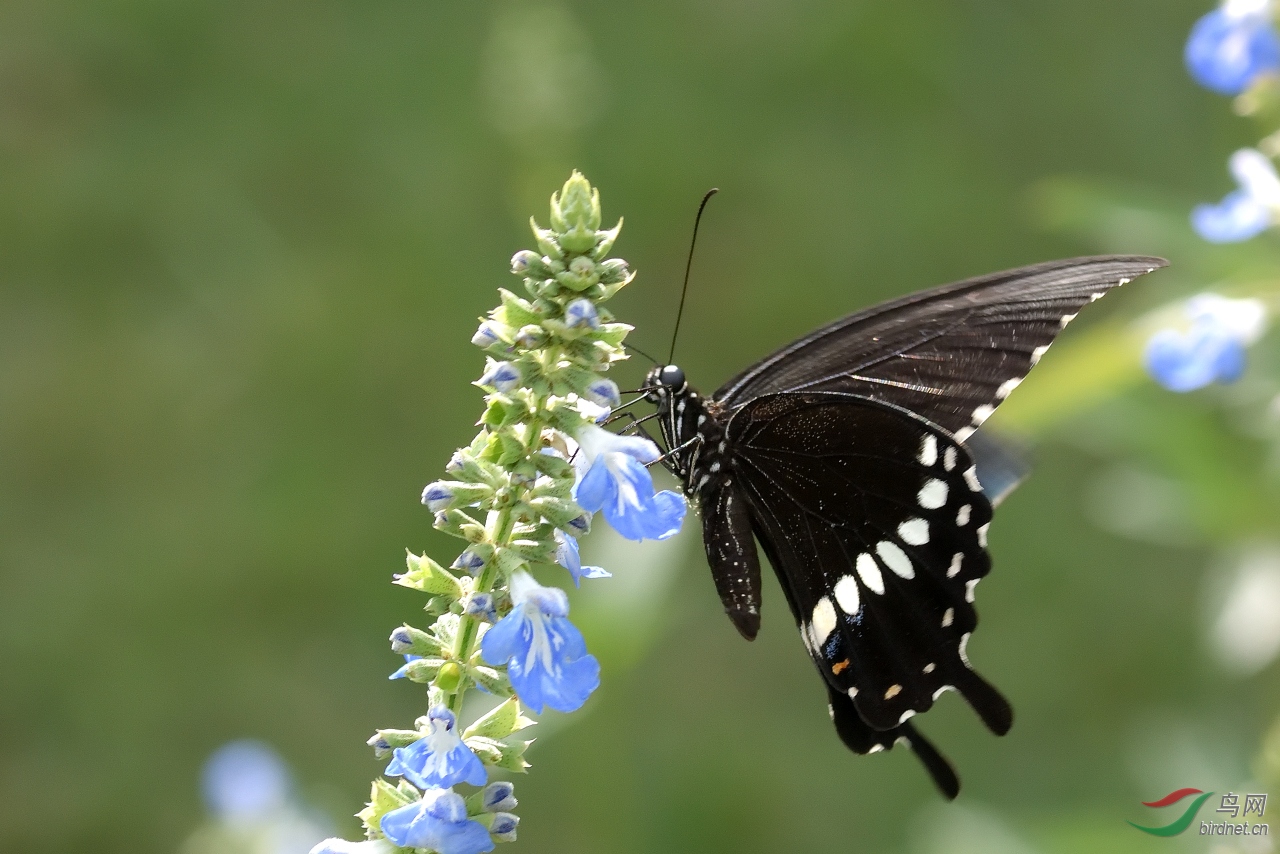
xmin=3 ymin=1 xmax=1280 ymax=852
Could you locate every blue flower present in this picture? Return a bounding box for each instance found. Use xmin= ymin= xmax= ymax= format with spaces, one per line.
xmin=572 ymin=424 xmax=686 ymax=541
xmin=471 ymin=321 xmax=503 ymax=349
xmin=385 ymin=706 xmax=488 ymax=789
xmin=1144 ymin=294 xmax=1268 ymax=391
xmin=1193 ymin=148 xmax=1280 ymax=242
xmin=202 ymin=740 xmax=291 ymax=822
xmin=478 ymin=781 xmax=517 ymax=812
xmin=309 ymin=839 xmax=396 ymax=854
xmin=584 ymin=378 xmax=622 ymax=408
xmin=480 ymin=572 xmax=600 ymax=714
xmin=489 ymin=812 xmax=519 ymax=842
xmin=555 ymin=530 xmax=610 ymax=587
xmin=463 ymin=592 xmax=498 ymax=623
xmin=380 ymin=788 xmax=495 ymax=854
xmin=1185 ymin=0 xmax=1280 ymax=94
xmin=422 ymin=481 xmax=456 ymax=512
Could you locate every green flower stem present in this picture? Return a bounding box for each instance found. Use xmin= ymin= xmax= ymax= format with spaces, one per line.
xmin=447 ymin=506 xmax=514 ymax=716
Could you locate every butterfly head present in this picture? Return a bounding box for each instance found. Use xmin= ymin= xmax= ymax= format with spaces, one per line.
xmin=644 ymin=364 xmax=687 ymax=402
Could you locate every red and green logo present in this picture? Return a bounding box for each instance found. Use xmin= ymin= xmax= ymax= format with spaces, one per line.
xmin=1128 ymin=789 xmax=1215 ymax=836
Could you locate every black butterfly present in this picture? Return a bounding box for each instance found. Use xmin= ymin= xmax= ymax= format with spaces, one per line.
xmin=641 ymin=255 xmax=1167 ymax=798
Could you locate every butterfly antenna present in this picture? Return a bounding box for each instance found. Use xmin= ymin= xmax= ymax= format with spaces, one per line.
xmin=626 ymin=342 xmax=660 ymax=365
xmin=668 ymin=187 xmax=719 ymax=365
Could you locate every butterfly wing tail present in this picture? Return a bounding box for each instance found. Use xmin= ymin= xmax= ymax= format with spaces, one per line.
xmin=828 ymin=686 xmax=961 ymax=799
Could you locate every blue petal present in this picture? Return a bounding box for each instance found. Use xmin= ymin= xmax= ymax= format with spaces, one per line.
xmin=385 ymin=736 xmax=487 ymax=789
xmin=1192 ymin=189 xmax=1272 ymax=242
xmin=1185 ymin=9 xmax=1280 ymax=94
xmin=648 ymin=490 xmax=688 ymax=540
xmin=389 ymin=654 xmax=421 ymax=680
xmin=573 ymin=458 xmax=614 ymax=513
xmin=479 ymin=611 xmax=528 ymax=666
xmin=555 ymin=532 xmax=610 ymax=586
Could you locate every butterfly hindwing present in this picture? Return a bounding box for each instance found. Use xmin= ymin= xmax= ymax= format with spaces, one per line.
xmin=716 ymin=256 xmax=1167 ymax=439
xmin=728 ymin=391 xmax=1012 ymax=735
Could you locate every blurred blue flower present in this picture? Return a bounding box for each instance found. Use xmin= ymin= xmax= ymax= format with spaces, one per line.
xmin=1145 ymin=294 xmax=1269 ymax=391
xmin=478 ymin=781 xmax=517 ymax=812
xmin=572 ymin=424 xmax=686 ymax=541
xmin=309 ymin=839 xmax=395 ymax=854
xmin=202 ymin=740 xmax=291 ymax=823
xmin=380 ymin=788 xmax=495 ymax=854
xmin=564 ymin=297 xmax=600 ymax=330
xmin=1193 ymin=148 xmax=1280 ymax=242
xmin=463 ymin=592 xmax=498 ymax=623
xmin=480 ymin=571 xmax=600 ymax=714
xmin=385 ymin=706 xmax=487 ymax=789
xmin=1185 ymin=0 xmax=1280 ymax=94
xmin=489 ymin=812 xmax=519 ymax=843
xmin=554 ymin=530 xmax=610 ymax=587
xmin=478 ymin=360 xmax=520 ymax=392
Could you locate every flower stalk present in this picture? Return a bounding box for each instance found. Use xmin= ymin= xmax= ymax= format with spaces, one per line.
xmin=312 ymin=172 xmax=685 ymax=854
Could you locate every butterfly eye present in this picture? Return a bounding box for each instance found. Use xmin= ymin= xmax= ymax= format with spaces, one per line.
xmin=658 ymin=365 xmax=685 ymax=389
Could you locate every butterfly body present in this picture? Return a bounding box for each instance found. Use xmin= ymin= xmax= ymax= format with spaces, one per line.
xmin=642 ymin=255 xmax=1168 ymax=798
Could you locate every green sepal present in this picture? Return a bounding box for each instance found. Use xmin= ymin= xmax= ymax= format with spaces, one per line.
xmin=525 ymin=496 xmax=586 ymax=530
xmin=592 ymin=222 xmax=623 ymax=261
xmin=495 ymin=289 xmax=540 ymax=328
xmin=559 ymin=223 xmax=597 ymax=254
xmin=530 ymin=219 xmax=562 ymax=260
xmin=496 ymin=431 xmax=528 ymax=467
xmin=506 ymin=536 xmax=556 ymax=564
xmin=469 ymin=664 xmax=514 ymax=697
xmin=463 ymin=697 xmax=537 ymax=740
xmin=396 ymin=553 xmax=464 ymax=599
xmin=393 ymin=624 xmax=445 ymax=657
xmin=358 ymin=778 xmax=416 ymax=836
xmin=466 ymin=736 xmax=534 ymax=773
xmin=399 ymin=657 xmax=445 ymax=683
xmin=531 ymin=451 xmax=573 ymax=479
xmin=494 ymin=546 xmax=528 ymax=577
xmin=594 ymin=322 xmax=633 ymax=346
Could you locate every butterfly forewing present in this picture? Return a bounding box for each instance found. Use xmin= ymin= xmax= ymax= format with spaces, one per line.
xmin=716 ymin=256 xmax=1167 ymax=439
xmin=728 ymin=392 xmax=1011 ymax=734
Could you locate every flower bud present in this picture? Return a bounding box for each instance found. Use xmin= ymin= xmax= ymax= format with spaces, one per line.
xmin=400 ymin=657 xmax=445 ymax=683
xmin=472 ymin=321 xmax=505 ymax=349
xmin=554 ymin=171 xmax=602 ymax=232
xmin=421 ymin=481 xmax=456 ymax=512
xmin=395 ymin=552 xmax=464 ymax=599
xmin=480 ymin=782 xmax=517 ymax=813
xmin=490 ymin=812 xmax=519 ymax=842
xmin=451 ymin=549 xmax=486 ymax=572
xmin=462 ymin=593 xmax=497 ymax=623
xmin=584 ymin=378 xmax=621 ymax=408
xmin=389 ymin=624 xmax=443 ymax=656
xmin=563 ymin=298 xmax=600 ymax=330
xmin=597 ymin=257 xmax=629 ymax=284
xmin=510 ymin=250 xmax=540 ymax=275
xmin=514 ymin=325 xmax=546 ymax=349
xmin=478 ymin=361 xmax=521 ymax=393
xmin=593 ymin=222 xmax=622 ymax=260
xmin=434 ymin=660 xmax=463 ymax=692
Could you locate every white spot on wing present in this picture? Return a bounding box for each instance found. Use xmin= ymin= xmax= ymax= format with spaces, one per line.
xmin=917 ymin=478 xmax=948 ymax=509
xmin=811 ymin=597 xmax=837 ymax=647
xmin=1060 ymin=312 xmax=1078 ymax=328
xmin=995 ymin=376 xmax=1022 ymax=399
xmin=1090 ymin=291 xmax=1106 ymax=302
xmin=918 ymin=434 xmax=938 ymax=467
xmin=965 ymin=578 xmax=979 ymax=603
xmin=932 ymin=685 xmax=955 ymax=700
xmin=947 ymin=552 xmax=963 ymax=578
xmin=1030 ymin=344 xmax=1049 ymax=365
xmin=884 ymin=684 xmax=902 ymax=700
xmin=972 ymin=404 xmax=995 ymax=426
xmin=856 ymin=553 xmax=885 ymax=594
xmin=959 ymin=632 xmax=972 ymax=667
xmin=847 ymin=687 xmax=858 ymax=699
xmin=922 ymin=662 xmax=936 ymax=674
xmin=954 ymin=425 xmax=975 ymax=443
xmin=833 ymin=574 xmax=861 ymax=615
xmin=897 ymin=518 xmax=930 ymax=546
xmin=941 ymin=607 xmax=954 ymax=628
xmin=877 ymin=540 xmax=915 ymax=579
xmin=943 ymin=446 xmax=957 ymax=471
xmin=898 ymin=709 xmax=916 ymax=724
xmin=868 ymin=744 xmax=884 ymax=753
xmin=964 ymin=467 xmax=982 ymax=492
xmin=977 ymin=522 xmax=989 ymax=547
xmin=956 ymin=504 xmax=971 ymax=526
